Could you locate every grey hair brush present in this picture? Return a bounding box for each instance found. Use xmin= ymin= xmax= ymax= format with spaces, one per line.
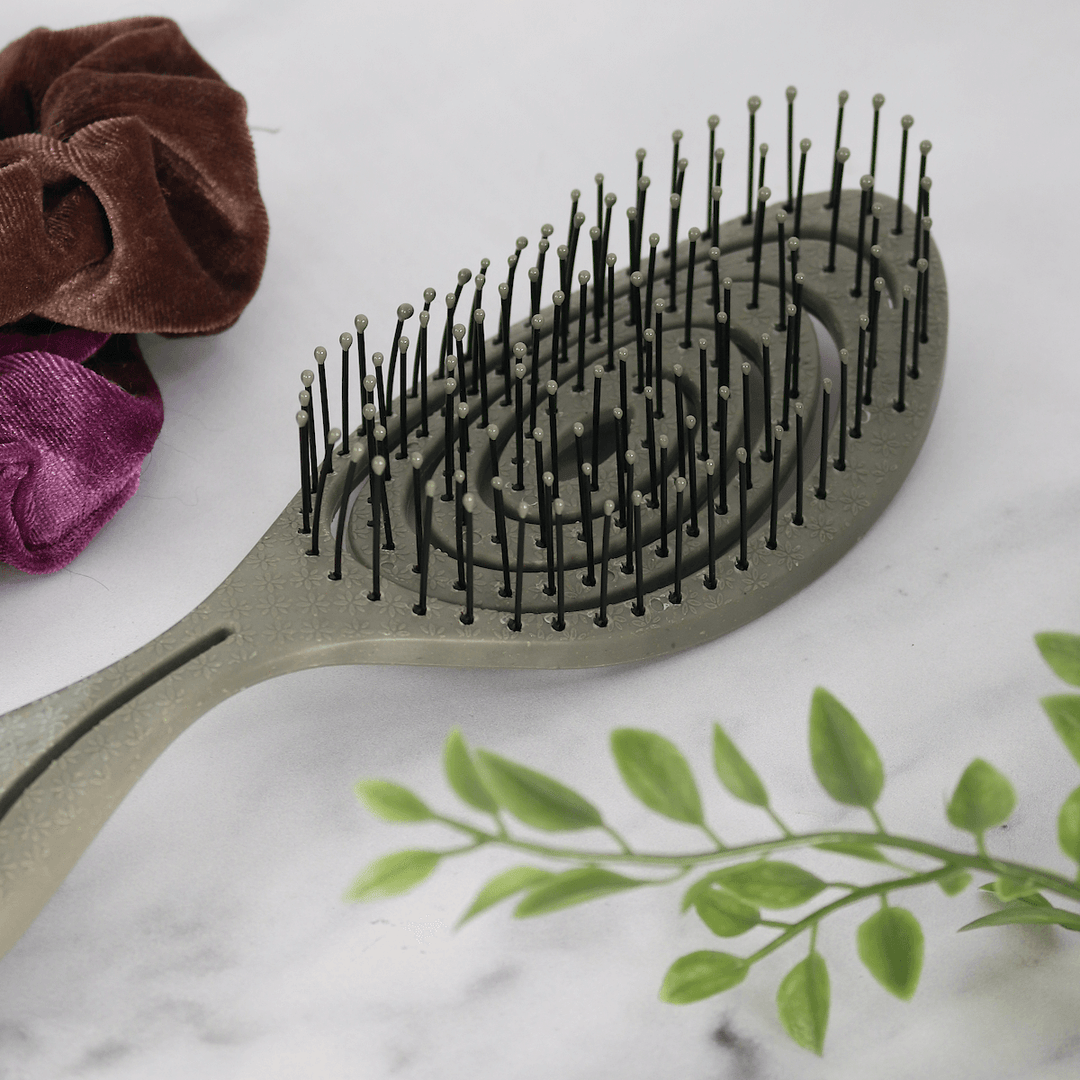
xmin=0 ymin=91 xmax=945 ymax=958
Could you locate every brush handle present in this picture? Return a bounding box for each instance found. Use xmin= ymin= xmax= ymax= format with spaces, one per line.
xmin=0 ymin=608 xmax=255 ymax=958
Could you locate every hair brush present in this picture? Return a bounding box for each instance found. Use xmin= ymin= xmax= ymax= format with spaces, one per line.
xmin=0 ymin=90 xmax=945 ymax=958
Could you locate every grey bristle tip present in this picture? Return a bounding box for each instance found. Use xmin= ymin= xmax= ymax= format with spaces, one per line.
xmin=313 ymin=347 xmax=326 ymax=364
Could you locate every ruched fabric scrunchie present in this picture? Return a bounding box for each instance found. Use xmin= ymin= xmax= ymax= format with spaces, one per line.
xmin=0 ymin=327 xmax=163 ymax=573
xmin=0 ymin=16 xmax=269 ymax=573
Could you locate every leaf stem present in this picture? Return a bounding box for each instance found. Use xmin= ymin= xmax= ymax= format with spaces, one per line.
xmin=746 ymin=866 xmax=956 ymax=966
xmin=425 ymin=819 xmax=1080 ymax=907
xmin=868 ymin=807 xmax=886 ymax=834
xmin=604 ymin=824 xmax=634 ymax=855
xmin=701 ymin=823 xmax=726 ymax=850
xmin=766 ymin=807 xmax=795 ymax=837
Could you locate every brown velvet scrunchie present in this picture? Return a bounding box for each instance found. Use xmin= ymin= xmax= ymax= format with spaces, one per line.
xmin=0 ymin=16 xmax=269 ymax=333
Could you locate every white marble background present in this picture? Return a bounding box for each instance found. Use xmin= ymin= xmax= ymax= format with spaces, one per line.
xmin=2 ymin=1 xmax=1080 ymax=1077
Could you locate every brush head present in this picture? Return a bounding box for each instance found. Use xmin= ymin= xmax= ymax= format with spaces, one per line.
xmin=246 ymin=102 xmax=949 ymax=669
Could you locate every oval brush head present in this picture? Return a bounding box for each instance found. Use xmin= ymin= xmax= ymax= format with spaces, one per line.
xmin=296 ymin=197 xmax=944 ymax=667
xmin=0 ymin=95 xmax=945 ymax=959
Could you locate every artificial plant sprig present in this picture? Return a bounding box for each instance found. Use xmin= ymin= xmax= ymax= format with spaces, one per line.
xmin=346 ymin=632 xmax=1080 ymax=1056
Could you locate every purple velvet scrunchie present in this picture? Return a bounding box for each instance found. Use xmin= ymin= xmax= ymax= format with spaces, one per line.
xmin=0 ymin=17 xmax=268 ymax=573
xmin=0 ymin=327 xmax=162 ymax=573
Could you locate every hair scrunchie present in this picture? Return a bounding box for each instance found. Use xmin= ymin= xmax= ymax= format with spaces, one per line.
xmin=0 ymin=17 xmax=268 ymax=573
xmin=0 ymin=15 xmax=269 ymax=333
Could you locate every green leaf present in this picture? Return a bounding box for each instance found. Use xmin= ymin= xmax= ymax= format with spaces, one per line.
xmin=959 ymin=905 xmax=1080 ymax=933
xmin=856 ymin=906 xmax=924 ymax=1000
xmin=814 ymin=841 xmax=887 ymax=864
xmin=978 ymin=882 xmax=1051 ymax=907
xmin=990 ymin=876 xmax=1042 ymax=902
xmin=1042 ymin=695 xmax=1080 ymax=769
xmin=610 ymin=728 xmax=703 ymax=825
xmin=444 ymin=729 xmax=499 ymax=814
xmin=513 ymin=868 xmax=645 ymax=916
xmin=353 ymin=779 xmax=433 ymax=823
xmin=706 ymin=860 xmax=826 ymax=909
xmin=1059 ymin=785 xmax=1080 ymax=864
xmin=937 ymin=869 xmax=973 ymax=896
xmin=776 ymin=951 xmax=830 ymax=1056
xmin=808 ymin=688 xmax=884 ymax=809
xmin=343 ymin=850 xmax=441 ymax=902
xmin=690 ymin=886 xmax=761 ymax=938
xmin=476 ymin=750 xmax=602 ymax=831
xmin=1035 ymin=632 xmax=1080 ymax=686
xmin=658 ymin=950 xmax=750 ymax=1004
xmin=711 ymin=723 xmax=769 ymax=807
xmin=456 ymin=866 xmax=554 ymax=927
xmin=946 ymin=759 xmax=1016 ymax=836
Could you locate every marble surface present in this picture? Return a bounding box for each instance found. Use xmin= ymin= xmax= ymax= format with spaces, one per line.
xmin=2 ymin=1 xmax=1080 ymax=1076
